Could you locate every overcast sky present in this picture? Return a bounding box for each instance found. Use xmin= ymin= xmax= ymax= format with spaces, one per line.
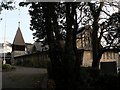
xmin=0 ymin=0 xmax=34 ymax=44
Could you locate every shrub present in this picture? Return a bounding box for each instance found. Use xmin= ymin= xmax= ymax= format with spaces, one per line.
xmin=79 ymin=66 xmax=119 ymax=88
xmin=2 ymin=64 xmax=16 ymax=72
xmin=11 ymin=65 xmax=16 ymax=70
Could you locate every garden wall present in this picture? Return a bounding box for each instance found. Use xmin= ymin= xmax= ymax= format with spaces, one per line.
xmin=14 ymin=51 xmax=50 ymax=68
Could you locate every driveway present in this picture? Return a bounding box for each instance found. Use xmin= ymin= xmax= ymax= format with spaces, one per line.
xmin=2 ymin=66 xmax=48 ymax=89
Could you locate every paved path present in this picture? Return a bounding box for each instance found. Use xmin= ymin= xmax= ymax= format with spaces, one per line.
xmin=2 ymin=66 xmax=48 ymax=89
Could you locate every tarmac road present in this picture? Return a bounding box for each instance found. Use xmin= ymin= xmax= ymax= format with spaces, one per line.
xmin=2 ymin=66 xmax=47 ymax=89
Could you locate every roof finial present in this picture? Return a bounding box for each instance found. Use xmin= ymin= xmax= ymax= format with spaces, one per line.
xmin=18 ymin=21 xmax=20 ymax=27
xmin=18 ymin=5 xmax=20 ymax=28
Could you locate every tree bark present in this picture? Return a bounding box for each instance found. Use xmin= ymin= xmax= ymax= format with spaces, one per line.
xmin=91 ymin=17 xmax=100 ymax=68
xmin=63 ymin=3 xmax=77 ymax=90
xmin=88 ymin=2 xmax=104 ymax=68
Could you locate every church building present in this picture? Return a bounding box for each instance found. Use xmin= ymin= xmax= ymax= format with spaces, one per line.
xmin=11 ymin=22 xmax=26 ymax=64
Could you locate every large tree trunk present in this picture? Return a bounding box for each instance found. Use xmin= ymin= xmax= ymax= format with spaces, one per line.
xmin=91 ymin=17 xmax=100 ymax=68
xmin=43 ymin=3 xmax=74 ymax=90
xmin=63 ymin=3 xmax=78 ymax=90
xmin=43 ymin=3 xmax=61 ymax=84
xmin=44 ymin=2 xmax=82 ymax=90
xmin=88 ymin=2 xmax=104 ymax=68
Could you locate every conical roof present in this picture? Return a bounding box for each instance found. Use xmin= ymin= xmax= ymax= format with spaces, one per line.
xmin=13 ymin=27 xmax=25 ymax=46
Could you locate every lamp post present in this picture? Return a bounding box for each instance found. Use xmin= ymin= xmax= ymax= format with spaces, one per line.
xmin=3 ymin=12 xmax=7 ymax=64
xmin=3 ymin=43 xmax=6 ymax=64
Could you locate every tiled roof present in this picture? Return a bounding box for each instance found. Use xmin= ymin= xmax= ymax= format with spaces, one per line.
xmin=13 ymin=27 xmax=25 ymax=46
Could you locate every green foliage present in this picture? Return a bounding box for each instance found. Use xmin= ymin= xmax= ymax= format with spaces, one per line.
xmin=95 ymin=74 xmax=118 ymax=88
xmin=2 ymin=64 xmax=16 ymax=72
xmin=47 ymin=66 xmax=119 ymax=89
xmin=0 ymin=0 xmax=15 ymax=21
xmin=0 ymin=0 xmax=15 ymax=11
xmin=79 ymin=67 xmax=119 ymax=88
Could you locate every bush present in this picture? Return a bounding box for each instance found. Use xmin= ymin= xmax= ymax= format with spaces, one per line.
xmin=2 ymin=64 xmax=16 ymax=72
xmin=79 ymin=66 xmax=119 ymax=88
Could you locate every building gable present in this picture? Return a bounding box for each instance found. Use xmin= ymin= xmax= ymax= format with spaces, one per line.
xmin=12 ymin=27 xmax=25 ymax=51
xmin=13 ymin=27 xmax=25 ymax=46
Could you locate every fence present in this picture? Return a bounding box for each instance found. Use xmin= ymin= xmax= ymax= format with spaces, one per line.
xmin=14 ymin=49 xmax=84 ymax=68
xmin=14 ymin=51 xmax=50 ymax=68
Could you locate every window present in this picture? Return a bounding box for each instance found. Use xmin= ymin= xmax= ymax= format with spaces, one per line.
xmin=103 ymin=53 xmax=105 ymax=59
xmin=106 ymin=52 xmax=109 ymax=59
xmin=110 ymin=52 xmax=112 ymax=59
xmin=113 ymin=53 xmax=116 ymax=59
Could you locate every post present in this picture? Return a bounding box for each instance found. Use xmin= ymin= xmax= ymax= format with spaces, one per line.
xmin=3 ymin=43 xmax=6 ymax=64
xmin=11 ymin=51 xmax=14 ymax=65
xmin=3 ymin=12 xmax=7 ymax=64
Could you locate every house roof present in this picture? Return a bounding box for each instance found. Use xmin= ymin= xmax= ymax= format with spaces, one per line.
xmin=13 ymin=27 xmax=25 ymax=46
xmin=25 ymin=43 xmax=33 ymax=52
xmin=0 ymin=52 xmax=11 ymax=58
xmin=30 ymin=42 xmax=49 ymax=53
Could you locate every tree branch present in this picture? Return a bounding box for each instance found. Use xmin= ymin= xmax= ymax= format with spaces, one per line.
xmin=101 ymin=10 xmax=111 ymax=17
